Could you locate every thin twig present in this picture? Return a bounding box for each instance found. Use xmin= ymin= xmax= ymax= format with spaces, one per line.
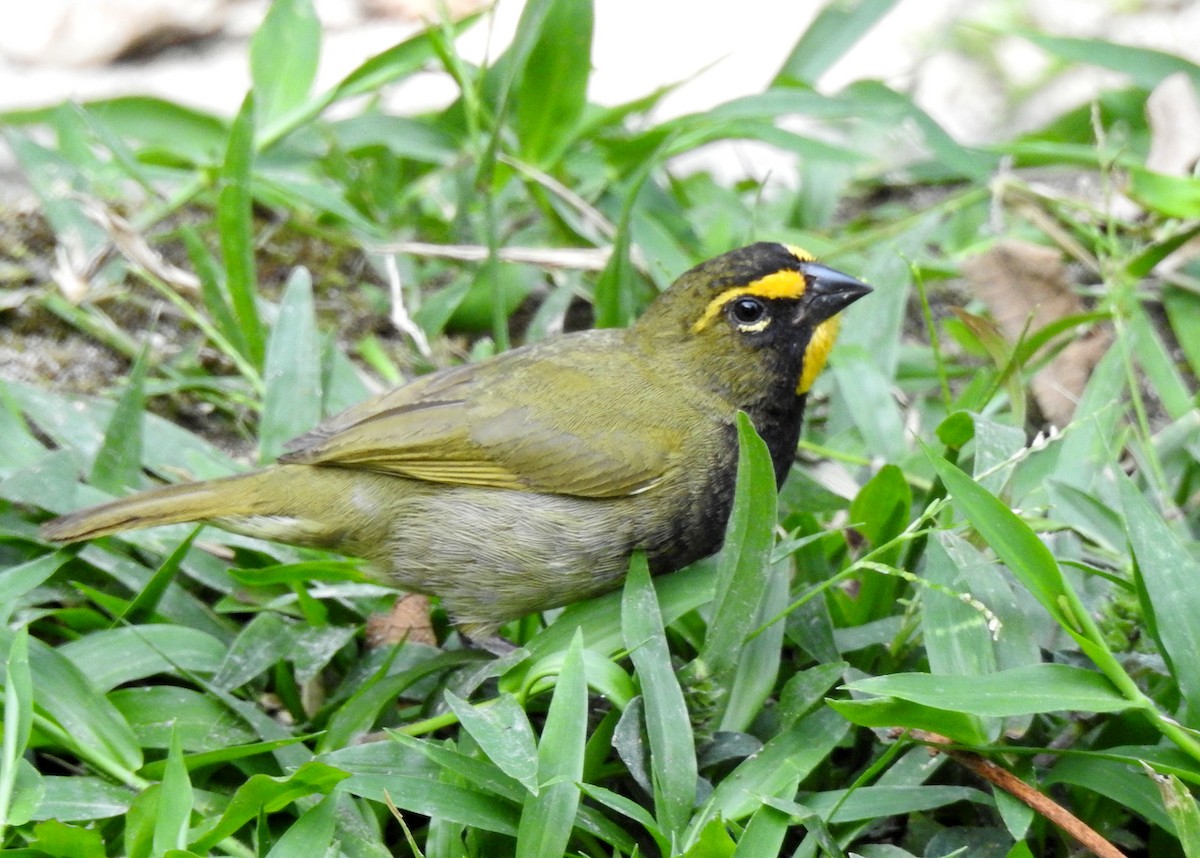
xmin=374 ymin=240 xmax=614 ymax=271
xmin=910 ymin=730 xmax=1125 ymax=858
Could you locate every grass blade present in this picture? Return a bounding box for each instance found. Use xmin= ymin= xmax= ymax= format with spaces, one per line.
xmin=152 ymin=729 xmax=192 ymax=854
xmin=444 ymin=692 xmax=539 ymax=795
xmin=260 ymin=267 xmax=322 ymax=462
xmin=845 ymin=663 xmax=1135 ymax=716
xmin=622 ymin=552 xmax=697 ymax=842
xmin=774 ymin=0 xmax=901 ymax=87
xmin=265 ymin=792 xmax=337 ymax=858
xmin=250 ymin=0 xmax=320 ymax=128
xmin=88 ymin=344 xmax=149 ymax=493
xmin=1015 ymin=30 xmax=1200 ymax=88
xmin=217 ymin=93 xmax=265 ymax=369
xmin=1148 ymin=768 xmax=1200 ymax=857
xmin=0 ymin=629 xmax=34 ymax=836
xmin=514 ymin=0 xmax=593 ymax=167
xmin=189 ymin=762 xmax=349 ymax=852
xmin=1120 ymin=474 xmax=1200 ymax=723
xmin=515 ymin=631 xmax=586 ymax=858
xmin=699 ymin=412 xmax=779 ymax=730
xmin=0 ymin=631 xmax=143 ymax=781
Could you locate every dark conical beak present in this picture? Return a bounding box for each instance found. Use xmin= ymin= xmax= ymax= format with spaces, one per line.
xmin=798 ymin=262 xmax=872 ymax=324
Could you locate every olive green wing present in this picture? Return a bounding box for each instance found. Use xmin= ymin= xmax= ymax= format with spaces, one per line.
xmin=278 ymin=336 xmax=687 ymax=498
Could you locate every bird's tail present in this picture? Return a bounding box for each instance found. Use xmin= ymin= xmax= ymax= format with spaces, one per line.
xmin=41 ymin=468 xmax=289 ymax=543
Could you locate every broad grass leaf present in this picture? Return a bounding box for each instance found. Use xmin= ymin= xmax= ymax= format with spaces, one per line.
xmin=516 ymin=647 xmax=635 ymax=711
xmin=217 ymin=93 xmax=264 ymax=368
xmin=265 ymin=792 xmax=337 ymax=858
xmin=1044 ymin=755 xmax=1173 ymax=832
xmin=971 ymin=416 xmax=1025 ymax=494
xmin=89 ymin=345 xmax=148 ymax=493
xmin=0 ymin=630 xmax=142 ymax=776
xmin=776 ymin=663 xmax=848 ymax=730
xmin=832 ymin=348 xmax=906 ymax=461
xmin=319 ymin=649 xmax=467 ymax=752
xmin=919 ymin=535 xmax=1001 ymax=741
xmin=212 ymin=613 xmax=296 ymax=691
xmin=1126 ymin=300 xmax=1195 ymax=421
xmin=329 ymin=114 xmax=457 ymax=165
xmin=1 ymin=628 xmax=35 ymax=828
xmin=1150 ymin=771 xmax=1200 ymax=855
xmin=1163 ymin=286 xmax=1200 ymax=380
xmin=152 ymin=731 xmax=192 ymax=855
xmin=595 ymin=168 xmax=654 ymax=328
xmin=719 ymin=559 xmax=789 ymax=734
xmin=139 ymin=735 xmax=320 ymax=782
xmin=387 ymin=731 xmax=525 ymax=803
xmin=444 ymin=692 xmax=538 ymax=794
xmin=328 ymin=741 xmax=518 ymax=835
xmin=579 ymin=782 xmax=668 ymax=854
xmin=250 ymin=0 xmax=320 ymax=128
xmin=697 ymin=707 xmax=848 ymax=827
xmin=1 ymin=759 xmax=42 ymax=829
xmin=260 ymin=267 xmax=322 ymax=461
xmin=927 ymin=447 xmax=1111 ymax=658
xmin=828 ymin=696 xmax=989 ymax=746
xmin=2 ymin=131 xmax=109 ymax=276
xmin=330 ymin=19 xmax=472 ymax=103
xmin=523 ymin=556 xmax=717 ymax=660
xmin=515 ymin=631 xmax=586 ymax=858
xmin=701 ymin=412 xmax=778 ymax=712
xmin=31 ymin=776 xmax=131 ymax=822
xmin=843 ymin=464 xmax=911 ymax=625
xmin=188 ymin=762 xmax=349 ymax=852
xmin=181 ymin=226 xmax=246 ymax=371
xmin=774 ymin=0 xmax=901 ymax=87
xmin=921 ymin=535 xmax=999 ymax=679
xmin=685 ymin=816 xmax=737 ymax=857
xmin=622 ymin=553 xmax=697 ymax=840
xmin=26 ymin=819 xmax=107 ymax=857
xmin=1120 ymin=474 xmax=1200 ymax=722
xmin=88 ymin=96 xmax=226 ymax=163
xmin=110 ymin=686 xmax=256 ymax=751
xmin=803 ymin=784 xmax=991 ymax=823
xmin=1127 ymin=222 xmax=1200 ymax=279
xmin=112 ymin=529 xmax=200 ymax=627
xmin=0 ymin=554 xmax=70 ymax=626
xmin=837 ymin=80 xmax=999 ymax=180
xmin=514 ymin=0 xmax=592 ymax=167
xmin=59 ymin=625 xmax=227 ymax=691
xmin=1015 ymin=31 xmax=1200 ymax=89
xmin=0 ymin=383 xmax=48 ymax=473
xmin=845 ymin=663 xmax=1134 ymax=717
xmin=732 ymin=802 xmax=790 ymax=857
xmin=1049 ymin=345 xmax=1125 ymax=491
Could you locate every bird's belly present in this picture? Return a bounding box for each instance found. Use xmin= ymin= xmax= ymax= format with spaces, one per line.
xmin=383 ymin=487 xmax=661 ymax=627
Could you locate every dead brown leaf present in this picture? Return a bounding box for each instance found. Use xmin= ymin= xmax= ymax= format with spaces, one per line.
xmin=366 ymin=593 xmax=437 ymax=648
xmin=961 ymin=240 xmax=1112 ymax=427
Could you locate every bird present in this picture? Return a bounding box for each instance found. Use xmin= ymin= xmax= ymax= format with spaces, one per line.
xmin=41 ymin=242 xmax=871 ymax=651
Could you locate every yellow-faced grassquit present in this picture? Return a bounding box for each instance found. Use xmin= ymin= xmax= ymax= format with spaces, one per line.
xmin=42 ymin=242 xmax=871 ymax=650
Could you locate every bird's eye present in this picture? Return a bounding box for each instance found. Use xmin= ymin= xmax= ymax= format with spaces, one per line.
xmin=730 ymin=296 xmax=767 ymax=325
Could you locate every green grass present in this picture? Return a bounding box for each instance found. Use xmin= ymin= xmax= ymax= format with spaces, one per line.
xmin=2 ymin=1 xmax=1200 ymax=855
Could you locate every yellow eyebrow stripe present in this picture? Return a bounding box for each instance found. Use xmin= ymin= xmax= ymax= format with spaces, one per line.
xmin=691 ymin=269 xmax=807 ymax=333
